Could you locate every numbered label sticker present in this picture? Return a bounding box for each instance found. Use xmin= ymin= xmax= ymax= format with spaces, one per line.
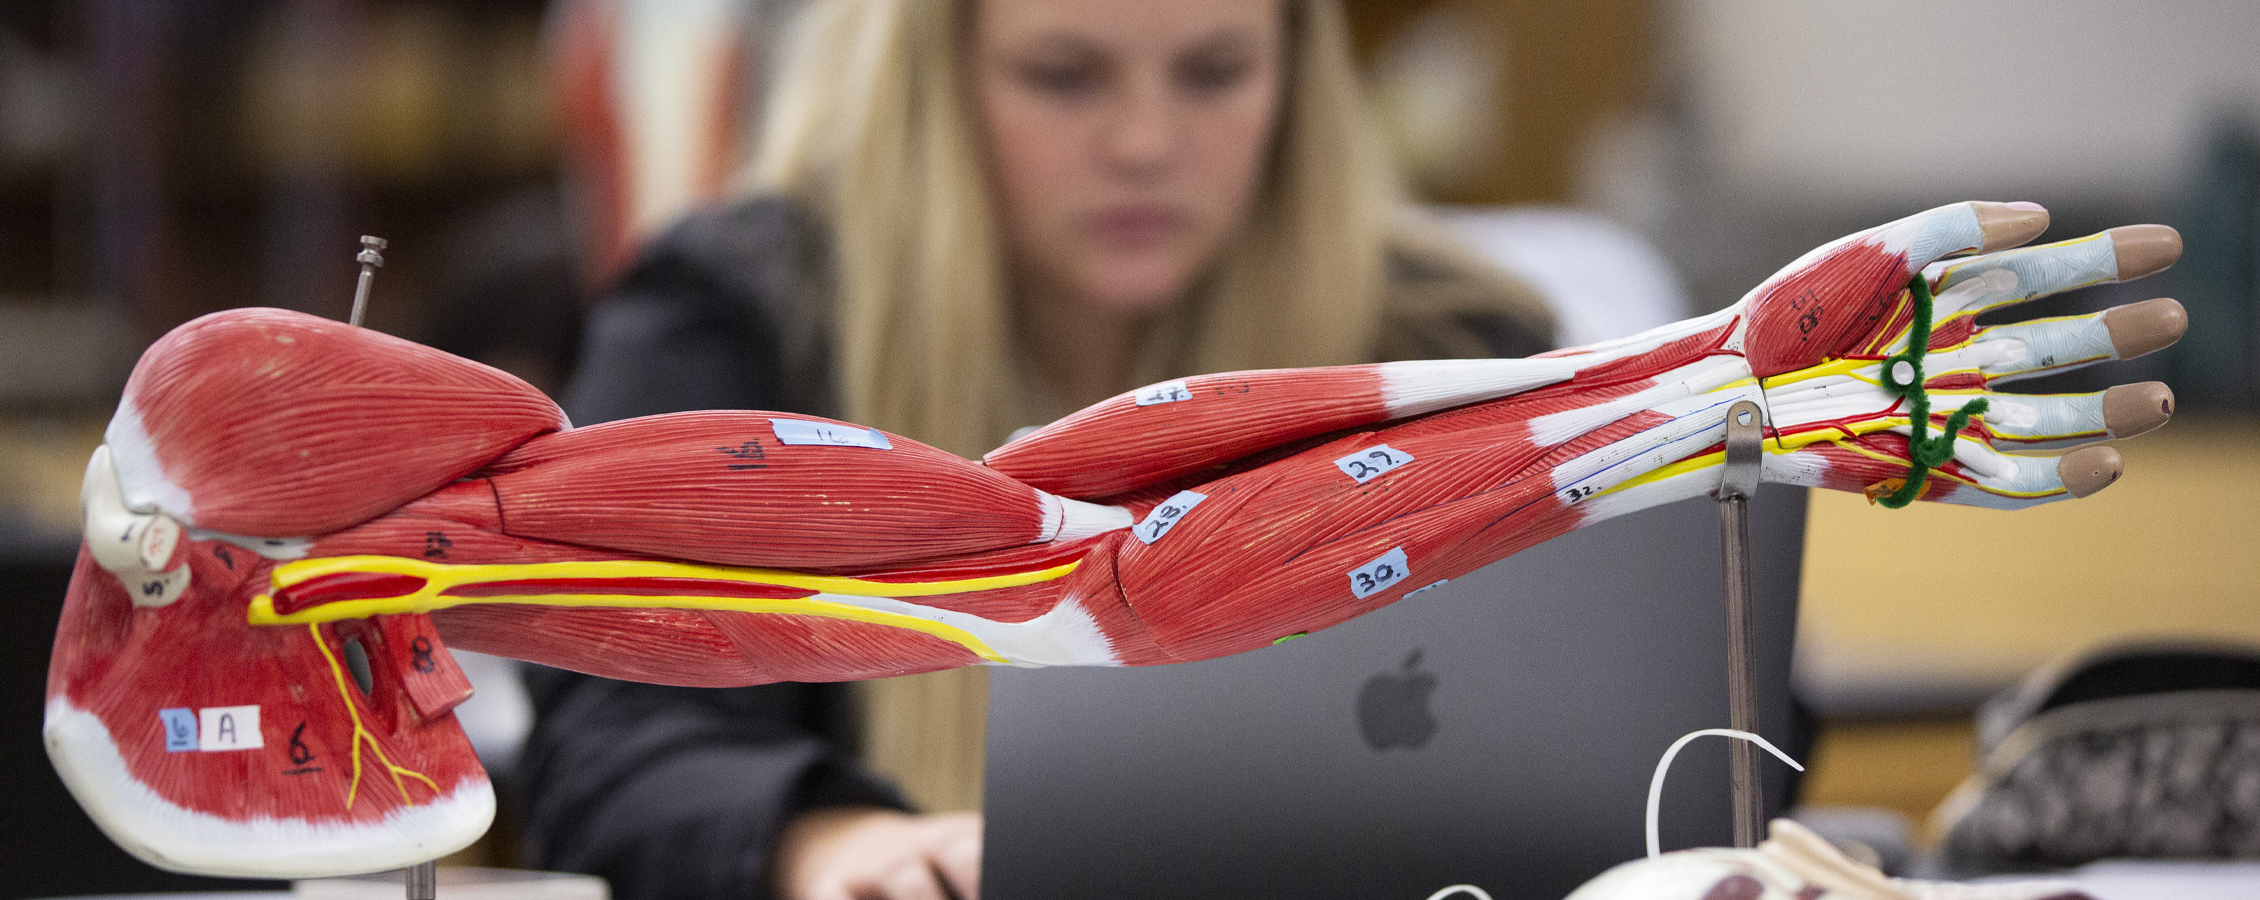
xmin=1347 ymin=547 xmax=1411 ymax=600
xmin=771 ymin=418 xmax=893 ymax=450
xmin=1335 ymin=444 xmax=1414 ymax=484
xmin=198 ymin=705 xmax=263 ymax=752
xmin=1133 ymin=490 xmax=1207 ymax=544
xmin=1134 ymin=380 xmax=1193 ymax=407
xmin=159 ymin=708 xmax=198 ymax=752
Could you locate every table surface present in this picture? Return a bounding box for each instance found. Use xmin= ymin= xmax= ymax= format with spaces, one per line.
xmin=30 ymin=860 xmax=2260 ymax=900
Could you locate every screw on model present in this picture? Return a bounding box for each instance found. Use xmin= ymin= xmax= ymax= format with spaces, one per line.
xmin=350 ymin=235 xmax=387 ymax=328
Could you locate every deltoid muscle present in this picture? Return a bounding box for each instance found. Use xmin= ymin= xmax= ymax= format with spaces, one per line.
xmin=45 ymin=202 xmax=2188 ymax=880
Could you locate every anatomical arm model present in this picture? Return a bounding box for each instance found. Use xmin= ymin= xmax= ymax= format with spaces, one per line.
xmin=47 ymin=202 xmax=2186 ymax=878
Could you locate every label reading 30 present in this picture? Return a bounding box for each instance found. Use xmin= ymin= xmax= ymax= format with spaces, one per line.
xmin=1348 ymin=547 xmax=1411 ymax=599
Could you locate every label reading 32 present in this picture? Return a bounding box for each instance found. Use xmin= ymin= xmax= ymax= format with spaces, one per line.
xmin=1335 ymin=444 xmax=1414 ymax=484
xmin=1348 ymin=547 xmax=1411 ymax=600
xmin=1133 ymin=490 xmax=1207 ymax=544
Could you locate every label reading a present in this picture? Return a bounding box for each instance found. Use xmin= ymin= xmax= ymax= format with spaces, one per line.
xmin=1335 ymin=444 xmax=1415 ymax=484
xmin=159 ymin=708 xmax=198 ymax=752
xmin=198 ymin=705 xmax=263 ymax=752
xmin=770 ymin=418 xmax=893 ymax=450
xmin=1133 ymin=490 xmax=1208 ymax=545
xmin=1348 ymin=547 xmax=1411 ymax=600
xmin=1133 ymin=380 xmax=1193 ymax=407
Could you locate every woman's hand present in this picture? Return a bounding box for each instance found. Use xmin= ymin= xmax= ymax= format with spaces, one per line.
xmin=773 ymin=807 xmax=983 ymax=900
xmin=1739 ymin=201 xmax=2185 ymax=507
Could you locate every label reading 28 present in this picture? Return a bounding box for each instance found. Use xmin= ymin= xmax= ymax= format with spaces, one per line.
xmin=1348 ymin=547 xmax=1411 ymax=600
xmin=1133 ymin=490 xmax=1207 ymax=544
xmin=1134 ymin=380 xmax=1193 ymax=407
xmin=771 ymin=418 xmax=894 ymax=450
xmin=1335 ymin=444 xmax=1414 ymax=484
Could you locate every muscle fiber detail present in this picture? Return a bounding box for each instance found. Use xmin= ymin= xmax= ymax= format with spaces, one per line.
xmin=488 ymin=411 xmax=1048 ymax=568
xmin=108 ymin=308 xmax=565 ymax=536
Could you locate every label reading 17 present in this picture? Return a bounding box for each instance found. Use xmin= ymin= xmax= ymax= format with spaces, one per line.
xmin=770 ymin=418 xmax=894 ymax=450
xmin=1348 ymin=547 xmax=1411 ymax=600
xmin=1335 ymin=444 xmax=1414 ymax=484
xmin=1133 ymin=490 xmax=1207 ymax=544
xmin=1134 ymin=380 xmax=1193 ymax=407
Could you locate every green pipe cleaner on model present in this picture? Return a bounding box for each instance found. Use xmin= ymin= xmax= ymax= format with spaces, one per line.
xmin=1875 ymin=273 xmax=1987 ymax=508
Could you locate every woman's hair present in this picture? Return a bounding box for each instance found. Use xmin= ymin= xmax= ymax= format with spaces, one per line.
xmin=748 ymin=0 xmax=1540 ymax=457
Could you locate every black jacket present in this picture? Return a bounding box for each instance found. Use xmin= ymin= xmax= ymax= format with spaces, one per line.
xmin=519 ymin=199 xmax=903 ymax=900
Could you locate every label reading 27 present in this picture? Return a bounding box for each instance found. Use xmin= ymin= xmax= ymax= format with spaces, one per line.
xmin=1335 ymin=444 xmax=1414 ymax=483
xmin=1134 ymin=380 xmax=1193 ymax=406
xmin=1134 ymin=490 xmax=1207 ymax=544
xmin=1348 ymin=547 xmax=1410 ymax=600
xmin=771 ymin=418 xmax=894 ymax=450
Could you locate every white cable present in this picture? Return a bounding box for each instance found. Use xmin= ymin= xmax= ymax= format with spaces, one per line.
xmin=1418 ymin=727 xmax=1804 ymax=900
xmin=1645 ymin=728 xmax=1804 ymax=859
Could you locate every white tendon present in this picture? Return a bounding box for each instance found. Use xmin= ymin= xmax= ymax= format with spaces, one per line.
xmin=1981 ymin=394 xmax=2107 ymax=444
xmin=1897 ymin=201 xmax=1987 ymax=271
xmin=1528 ymin=358 xmax=1746 ymax=446
xmin=804 ymin=591 xmax=1122 ymax=667
xmin=103 ymin=398 xmax=196 ymax=523
xmin=1932 ymin=231 xmax=2119 ymax=317
xmin=1050 ymin=495 xmax=1133 ymax=542
xmin=43 ymin=697 xmax=493 ymax=878
xmin=1548 ymin=387 xmax=1760 ymax=508
xmin=1547 ymin=306 xmax=1743 ymax=369
xmin=1375 ymin=358 xmax=1577 ymax=418
xmin=1958 ymin=314 xmax=2118 ymax=383
xmin=1565 ymin=429 xmax=1836 ymax=528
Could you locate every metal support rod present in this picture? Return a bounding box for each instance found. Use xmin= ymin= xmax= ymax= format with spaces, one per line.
xmin=350 ymin=235 xmax=386 ymax=328
xmin=1715 ymin=400 xmax=1765 ymax=848
xmin=358 ymin=231 xmax=420 ymax=899
xmin=404 ymin=860 xmax=436 ymax=900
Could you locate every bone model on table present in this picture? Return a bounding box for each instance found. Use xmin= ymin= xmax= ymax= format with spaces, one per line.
xmin=45 ymin=202 xmax=2187 ymax=881
xmin=1562 ymin=817 xmax=2093 ymax=900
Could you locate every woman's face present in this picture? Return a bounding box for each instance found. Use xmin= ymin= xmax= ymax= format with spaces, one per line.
xmin=974 ymin=0 xmax=1284 ymax=317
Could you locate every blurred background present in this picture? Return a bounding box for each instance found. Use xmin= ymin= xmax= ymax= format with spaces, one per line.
xmin=3 ymin=0 xmax=2257 ymax=895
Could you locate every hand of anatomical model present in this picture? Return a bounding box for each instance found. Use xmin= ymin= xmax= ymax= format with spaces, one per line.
xmin=46 ymin=202 xmax=2184 ymax=879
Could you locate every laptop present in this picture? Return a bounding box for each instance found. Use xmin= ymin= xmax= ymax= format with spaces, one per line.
xmin=983 ymin=490 xmax=1808 ymax=900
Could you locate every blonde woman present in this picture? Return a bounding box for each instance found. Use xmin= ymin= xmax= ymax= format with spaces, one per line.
xmin=524 ymin=1 xmax=1551 ymax=898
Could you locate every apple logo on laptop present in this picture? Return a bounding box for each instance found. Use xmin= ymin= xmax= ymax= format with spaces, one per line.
xmin=1357 ymin=649 xmax=1438 ymax=751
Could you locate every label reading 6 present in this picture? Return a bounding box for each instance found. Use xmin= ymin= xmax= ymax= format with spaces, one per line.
xmin=1133 ymin=490 xmax=1208 ymax=544
xmin=1348 ymin=547 xmax=1411 ymax=600
xmin=1335 ymin=444 xmax=1414 ymax=484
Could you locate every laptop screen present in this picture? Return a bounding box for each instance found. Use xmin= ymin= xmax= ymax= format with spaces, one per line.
xmin=984 ymin=491 xmax=1808 ymax=900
